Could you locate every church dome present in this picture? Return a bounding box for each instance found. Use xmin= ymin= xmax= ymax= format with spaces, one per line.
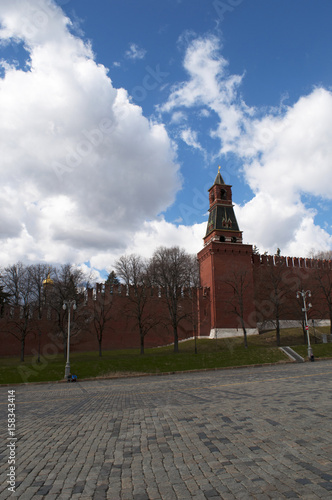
xmin=43 ymin=273 xmax=54 ymax=287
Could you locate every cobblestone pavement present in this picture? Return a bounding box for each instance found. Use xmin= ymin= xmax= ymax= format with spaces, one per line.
xmin=1 ymin=361 xmax=332 ymax=500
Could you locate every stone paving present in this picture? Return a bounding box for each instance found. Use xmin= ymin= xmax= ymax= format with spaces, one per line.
xmin=1 ymin=361 xmax=332 ymax=499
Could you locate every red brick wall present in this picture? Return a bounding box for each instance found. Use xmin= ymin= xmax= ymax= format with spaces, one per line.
xmin=252 ymin=255 xmax=331 ymax=326
xmin=0 ymin=256 xmax=330 ymax=358
xmin=0 ymin=286 xmax=198 ymax=357
xmin=198 ymin=242 xmax=256 ymax=331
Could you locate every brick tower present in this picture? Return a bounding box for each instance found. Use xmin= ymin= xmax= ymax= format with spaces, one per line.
xmin=197 ymin=167 xmax=257 ymax=338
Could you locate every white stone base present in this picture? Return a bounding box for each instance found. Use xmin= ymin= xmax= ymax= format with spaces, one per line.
xmin=257 ymin=319 xmax=330 ymax=332
xmin=209 ymin=328 xmax=259 ymax=339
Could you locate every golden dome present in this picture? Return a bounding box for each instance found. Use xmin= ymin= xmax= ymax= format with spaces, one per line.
xmin=43 ymin=273 xmax=54 ymax=286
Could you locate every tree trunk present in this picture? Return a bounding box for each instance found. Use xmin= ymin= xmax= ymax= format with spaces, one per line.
xmin=241 ymin=318 xmax=248 ymax=349
xmin=99 ymin=339 xmax=102 ymax=357
xmin=140 ymin=334 xmax=144 ymax=355
xmin=243 ymin=327 xmax=248 ymax=349
xmin=21 ymin=337 xmax=25 ymax=362
xmin=37 ymin=330 xmax=41 ymax=363
xmin=244 ymin=331 xmax=248 ymax=349
xmin=173 ymin=325 xmax=179 ymax=353
xmin=276 ymin=318 xmax=281 ymax=346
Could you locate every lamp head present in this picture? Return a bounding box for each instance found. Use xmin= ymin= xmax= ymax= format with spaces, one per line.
xmin=62 ymin=303 xmax=67 ymax=310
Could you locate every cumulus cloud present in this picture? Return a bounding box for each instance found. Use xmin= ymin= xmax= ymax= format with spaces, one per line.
xmin=1 ymin=3 xmax=331 ymax=275
xmin=160 ymin=36 xmax=250 ymax=150
xmin=239 ymin=88 xmax=332 ymax=201
xmin=94 ymin=219 xmax=206 ymax=273
xmin=0 ymin=0 xmax=181 ymax=267
xmin=235 ymin=88 xmax=332 ymax=254
xmin=161 ymin=35 xmax=332 ymax=256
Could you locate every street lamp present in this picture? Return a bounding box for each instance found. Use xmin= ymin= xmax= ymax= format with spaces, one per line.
xmin=63 ymin=300 xmax=76 ymax=379
xmin=296 ymin=289 xmax=313 ymax=361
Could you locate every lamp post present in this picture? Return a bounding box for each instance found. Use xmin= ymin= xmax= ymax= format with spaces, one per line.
xmin=296 ymin=290 xmax=313 ymax=360
xmin=63 ymin=300 xmax=76 ymax=379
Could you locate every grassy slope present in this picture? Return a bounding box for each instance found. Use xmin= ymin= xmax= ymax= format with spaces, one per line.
xmin=1 ymin=327 xmax=331 ymax=385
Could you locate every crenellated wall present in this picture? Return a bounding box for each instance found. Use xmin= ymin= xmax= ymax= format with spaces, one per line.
xmin=252 ymin=253 xmax=332 ymax=270
xmin=0 ymin=254 xmax=331 ymax=358
xmin=252 ymin=253 xmax=331 ymax=329
xmin=0 ymin=284 xmax=199 ymax=357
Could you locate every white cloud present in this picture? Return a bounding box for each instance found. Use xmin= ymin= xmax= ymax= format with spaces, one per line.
xmin=170 ymin=111 xmax=187 ymax=123
xmin=180 ymin=128 xmax=203 ymax=151
xmin=160 ymin=36 xmax=332 ymax=257
xmin=1 ymin=4 xmax=331 ymax=275
xmin=0 ymin=0 xmax=180 ymax=267
xmin=94 ymin=219 xmax=205 ymax=272
xmin=240 ymin=88 xmax=332 ymax=201
xmin=235 ymin=88 xmax=332 ymax=254
xmin=160 ymin=35 xmax=249 ymax=150
xmin=125 ymin=43 xmax=146 ymax=60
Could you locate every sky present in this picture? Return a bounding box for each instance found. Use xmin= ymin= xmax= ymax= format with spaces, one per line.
xmin=0 ymin=0 xmax=332 ymax=280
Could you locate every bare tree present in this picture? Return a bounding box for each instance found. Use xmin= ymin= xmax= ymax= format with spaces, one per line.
xmin=48 ymin=264 xmax=86 ymax=356
xmin=0 ymin=280 xmax=10 ymax=316
xmin=312 ymin=250 xmax=332 ymax=260
xmin=255 ymin=257 xmax=290 ymax=346
xmin=91 ymin=285 xmax=114 ymax=357
xmin=149 ymin=246 xmax=194 ymax=353
xmin=1 ymin=262 xmax=25 ymax=306
xmin=188 ymin=255 xmax=200 ymax=353
xmin=29 ymin=264 xmax=52 ymax=363
xmin=115 ymin=254 xmax=158 ymax=354
xmin=224 ymin=266 xmax=253 ymax=349
xmin=1 ymin=263 xmax=35 ymax=361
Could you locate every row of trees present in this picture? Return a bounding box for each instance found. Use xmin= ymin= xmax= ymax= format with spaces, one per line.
xmin=87 ymin=247 xmax=199 ymax=356
xmin=0 ymin=247 xmax=199 ymax=360
xmin=1 ymin=247 xmax=331 ymax=360
xmin=0 ymin=263 xmax=86 ymax=361
xmin=112 ymin=247 xmax=199 ymax=354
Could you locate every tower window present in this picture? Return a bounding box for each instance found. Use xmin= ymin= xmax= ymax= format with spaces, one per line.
xmin=220 ymin=236 xmax=225 ymax=242
xmin=231 ymin=236 xmax=237 ymax=243
xmin=220 ymin=189 xmax=226 ymax=199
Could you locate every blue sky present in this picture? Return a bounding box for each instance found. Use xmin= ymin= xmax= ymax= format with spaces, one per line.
xmin=0 ymin=0 xmax=332 ymax=279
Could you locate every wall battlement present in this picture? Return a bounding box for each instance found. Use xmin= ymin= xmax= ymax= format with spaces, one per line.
xmin=252 ymin=253 xmax=332 ymax=270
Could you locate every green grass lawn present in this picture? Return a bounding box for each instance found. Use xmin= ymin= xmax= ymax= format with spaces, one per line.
xmin=291 ymin=343 xmax=332 ymax=359
xmin=1 ymin=327 xmax=331 ymax=385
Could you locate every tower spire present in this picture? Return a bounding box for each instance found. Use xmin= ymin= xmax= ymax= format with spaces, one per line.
xmin=213 ymin=165 xmax=225 ymax=185
xmin=204 ymin=166 xmax=242 ymax=245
